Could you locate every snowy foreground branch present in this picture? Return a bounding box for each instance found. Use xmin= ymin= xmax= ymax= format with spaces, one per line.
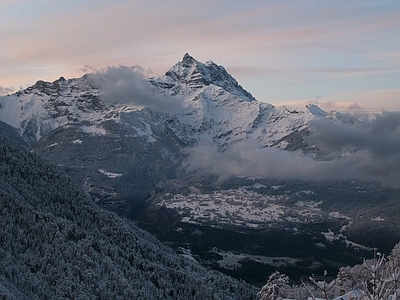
xmin=258 ymin=243 xmax=400 ymax=300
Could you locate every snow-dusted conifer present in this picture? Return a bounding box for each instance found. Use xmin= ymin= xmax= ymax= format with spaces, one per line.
xmin=0 ymin=136 xmax=258 ymax=299
xmin=258 ymin=271 xmax=289 ymax=300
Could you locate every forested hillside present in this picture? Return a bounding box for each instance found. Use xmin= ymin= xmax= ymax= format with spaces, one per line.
xmin=0 ymin=136 xmax=257 ymax=299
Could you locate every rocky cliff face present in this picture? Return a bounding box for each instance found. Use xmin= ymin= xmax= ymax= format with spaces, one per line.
xmin=155 ymin=53 xmax=256 ymax=101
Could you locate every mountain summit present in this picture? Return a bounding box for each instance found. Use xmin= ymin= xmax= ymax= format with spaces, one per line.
xmin=152 ymin=53 xmax=256 ymax=102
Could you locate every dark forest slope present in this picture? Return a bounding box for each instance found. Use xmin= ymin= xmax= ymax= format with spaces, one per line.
xmin=0 ymin=136 xmax=256 ymax=299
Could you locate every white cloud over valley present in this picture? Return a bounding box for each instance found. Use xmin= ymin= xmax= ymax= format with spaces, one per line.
xmin=184 ymin=112 xmax=400 ymax=187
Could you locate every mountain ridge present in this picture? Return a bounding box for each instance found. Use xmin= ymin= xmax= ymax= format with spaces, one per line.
xmin=0 ymin=53 xmax=345 ymax=148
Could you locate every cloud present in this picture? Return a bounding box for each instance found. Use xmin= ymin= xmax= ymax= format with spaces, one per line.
xmin=184 ymin=140 xmax=329 ymax=182
xmin=372 ymin=50 xmax=400 ymax=66
xmin=3 ymin=1 xmax=400 ymax=71
xmin=86 ymin=66 xmax=183 ymax=112
xmin=184 ymin=112 xmax=400 ymax=187
xmin=0 ymin=86 xmax=15 ymax=96
xmin=329 ymin=89 xmax=400 ymax=113
xmin=228 ymin=65 xmax=395 ymax=80
xmin=273 ymin=89 xmax=400 ymax=115
xmin=308 ymin=111 xmax=400 ymax=158
xmin=314 ymin=101 xmax=368 ymax=117
xmin=307 ymin=112 xmax=400 ymax=186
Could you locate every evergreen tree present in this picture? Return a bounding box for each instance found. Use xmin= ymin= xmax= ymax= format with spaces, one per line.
xmin=258 ymin=271 xmax=289 ymax=300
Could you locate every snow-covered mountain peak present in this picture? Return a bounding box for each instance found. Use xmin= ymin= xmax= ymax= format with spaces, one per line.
xmin=306 ymin=104 xmax=358 ymax=124
xmin=154 ymin=53 xmax=256 ymax=102
xmin=306 ymin=104 xmax=328 ymax=118
xmin=181 ymin=52 xmax=197 ymax=67
xmin=22 ymin=76 xmax=67 ymax=96
xmin=163 ymin=53 xmax=208 ymax=88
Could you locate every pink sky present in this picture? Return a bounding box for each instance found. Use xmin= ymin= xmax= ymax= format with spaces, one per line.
xmin=1 ymin=0 xmax=400 ymax=113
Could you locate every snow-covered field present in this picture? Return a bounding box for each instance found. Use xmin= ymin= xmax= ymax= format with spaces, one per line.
xmin=216 ymin=250 xmax=299 ymax=270
xmin=98 ymin=169 xmax=122 ymax=178
xmin=156 ymin=185 xmax=349 ymax=231
xmin=158 ymin=187 xmax=285 ymax=228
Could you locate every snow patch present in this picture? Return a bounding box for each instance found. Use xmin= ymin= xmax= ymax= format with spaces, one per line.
xmin=307 ymin=104 xmax=328 ymax=118
xmin=81 ymin=125 xmax=107 ymax=136
xmin=322 ymin=229 xmax=374 ymax=251
xmin=321 ymin=229 xmax=335 ymax=243
xmin=134 ymin=123 xmax=157 ymax=142
xmin=45 ymin=143 xmax=58 ymax=148
xmin=252 ymin=182 xmax=265 ymax=189
xmin=216 ymin=249 xmax=299 ymax=270
xmin=158 ymin=189 xmax=285 ymax=228
xmin=271 ymin=185 xmax=281 ymax=190
xmin=329 ymin=211 xmax=350 ymax=220
xmin=98 ymin=169 xmax=122 ymax=178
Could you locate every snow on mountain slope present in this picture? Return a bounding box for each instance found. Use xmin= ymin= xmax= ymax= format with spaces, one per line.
xmin=0 ymin=75 xmax=161 ymax=144
xmin=0 ymin=53 xmax=349 ymax=150
xmin=0 ymin=77 xmax=105 ymax=143
xmin=150 ymin=53 xmax=349 ymax=149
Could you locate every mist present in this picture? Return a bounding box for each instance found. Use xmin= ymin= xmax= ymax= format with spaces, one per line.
xmin=0 ymin=86 xmax=14 ymax=96
xmin=308 ymin=111 xmax=400 ymax=158
xmin=184 ymin=111 xmax=400 ymax=187
xmin=86 ymin=66 xmax=183 ymax=112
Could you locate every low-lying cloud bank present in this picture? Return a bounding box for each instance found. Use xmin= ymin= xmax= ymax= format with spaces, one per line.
xmin=184 ymin=111 xmax=400 ymax=187
xmin=86 ymin=66 xmax=183 ymax=112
